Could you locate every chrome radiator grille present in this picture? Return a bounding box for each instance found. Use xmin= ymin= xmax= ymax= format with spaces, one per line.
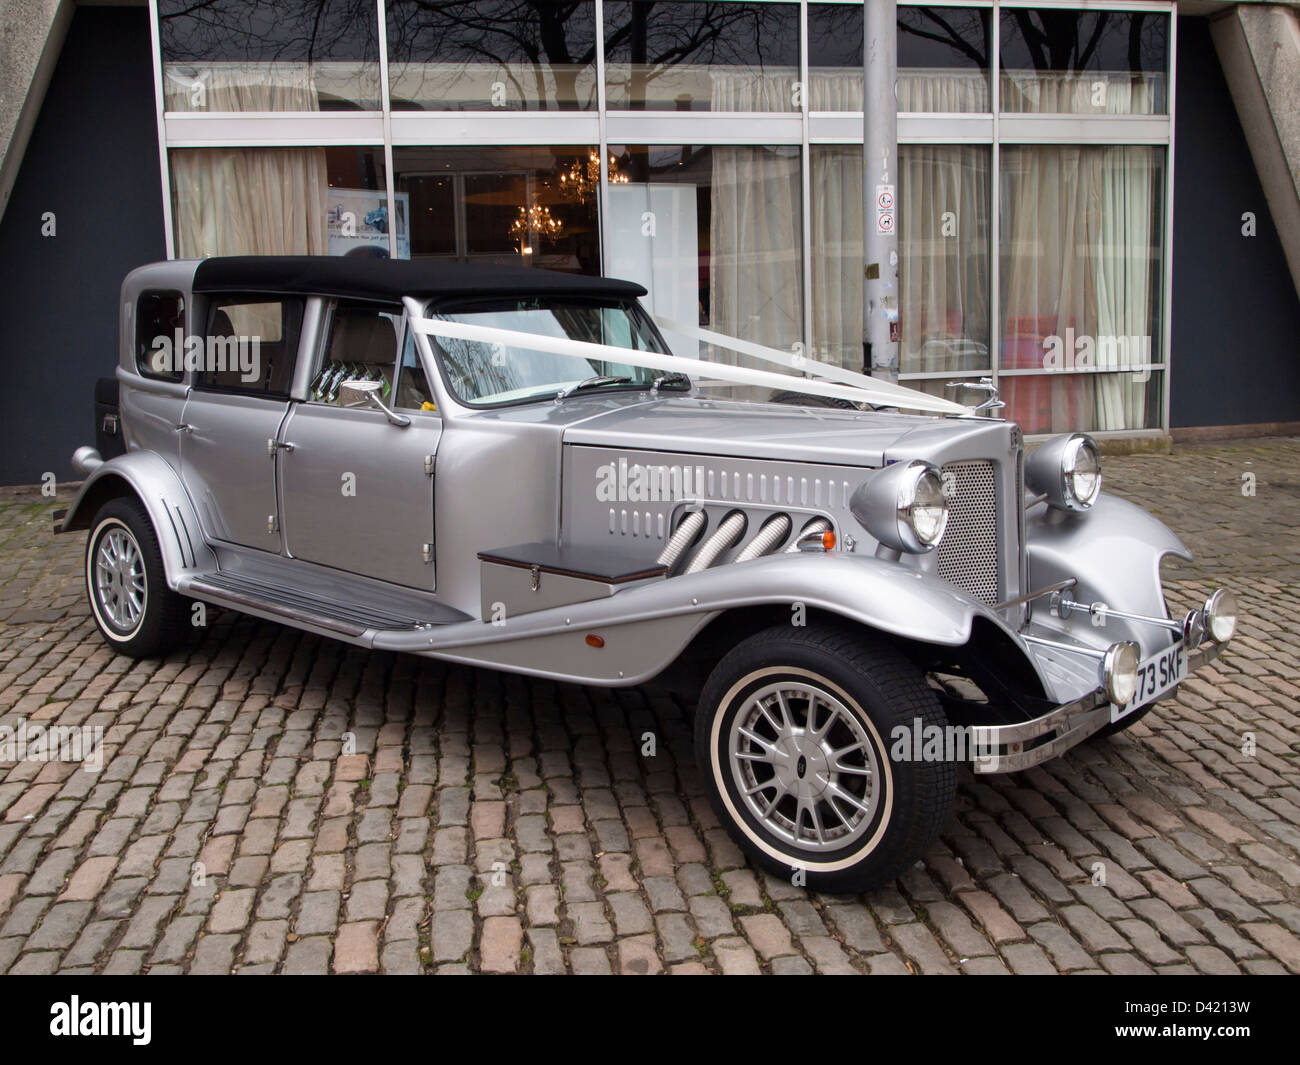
xmin=937 ymin=460 xmax=1000 ymax=604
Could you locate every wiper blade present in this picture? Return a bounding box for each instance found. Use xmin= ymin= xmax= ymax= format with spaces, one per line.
xmin=554 ymin=375 xmax=633 ymax=401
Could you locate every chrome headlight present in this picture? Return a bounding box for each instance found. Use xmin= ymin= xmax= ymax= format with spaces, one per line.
xmin=1101 ymin=640 xmax=1141 ymax=706
xmin=1203 ymin=588 xmax=1238 ymax=643
xmin=1025 ymin=433 xmax=1102 ymax=511
xmin=850 ymin=460 xmax=949 ymax=554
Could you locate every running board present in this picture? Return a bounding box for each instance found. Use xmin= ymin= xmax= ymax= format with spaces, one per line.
xmin=180 ymin=572 xmax=467 ymax=639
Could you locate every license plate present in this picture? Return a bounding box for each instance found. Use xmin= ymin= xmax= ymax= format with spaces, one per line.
xmin=1111 ymin=641 xmax=1186 ymax=723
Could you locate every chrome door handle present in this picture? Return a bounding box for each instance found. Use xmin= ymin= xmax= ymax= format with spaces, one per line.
xmin=173 ymin=423 xmax=195 ymax=434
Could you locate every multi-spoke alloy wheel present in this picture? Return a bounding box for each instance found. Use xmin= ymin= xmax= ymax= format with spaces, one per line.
xmin=696 ymin=623 xmax=956 ymax=893
xmin=94 ymin=527 xmax=146 ymax=633
xmin=85 ymin=497 xmax=188 ymax=658
xmin=730 ymin=682 xmax=880 ymax=853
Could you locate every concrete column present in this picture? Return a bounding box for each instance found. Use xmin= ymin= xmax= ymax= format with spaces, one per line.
xmin=0 ymin=0 xmax=72 ymax=223
xmin=1211 ymin=4 xmax=1300 ymax=297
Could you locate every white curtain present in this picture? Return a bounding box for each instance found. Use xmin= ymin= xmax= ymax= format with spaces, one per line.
xmin=1094 ymin=147 xmax=1158 ymax=429
xmin=166 ymin=66 xmax=330 ymax=258
xmin=1000 ymin=72 xmax=1163 ymax=114
xmin=708 ymin=73 xmax=804 ymax=377
xmin=810 ymin=147 xmax=862 ymax=370
xmin=898 ymin=146 xmax=990 ymax=375
xmin=1000 ymin=145 xmax=1160 ymax=431
xmin=806 ymin=69 xmax=991 ymax=113
xmin=809 ymin=146 xmax=989 ymax=375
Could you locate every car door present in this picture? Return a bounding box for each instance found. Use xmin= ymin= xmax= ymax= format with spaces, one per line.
xmin=276 ymin=302 xmax=442 ymax=590
xmin=179 ymin=295 xmax=304 ymax=550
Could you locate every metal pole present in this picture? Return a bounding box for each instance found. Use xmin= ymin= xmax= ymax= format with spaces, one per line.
xmin=863 ymin=0 xmax=899 ymax=381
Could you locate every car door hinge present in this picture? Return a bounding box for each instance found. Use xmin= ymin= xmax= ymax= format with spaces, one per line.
xmin=421 ymin=543 xmax=433 ymax=563
xmin=267 ymin=514 xmax=278 ymax=534
xmin=424 ymin=454 xmax=435 ymax=476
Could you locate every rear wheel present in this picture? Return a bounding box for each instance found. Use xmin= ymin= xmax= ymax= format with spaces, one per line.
xmin=85 ymin=497 xmax=188 ymax=658
xmin=695 ymin=623 xmax=956 ymax=893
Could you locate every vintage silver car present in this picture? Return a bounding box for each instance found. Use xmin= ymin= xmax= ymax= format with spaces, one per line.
xmin=57 ymin=256 xmax=1238 ymax=892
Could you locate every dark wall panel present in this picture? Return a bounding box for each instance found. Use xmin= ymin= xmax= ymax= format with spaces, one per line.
xmin=1171 ymin=16 xmax=1300 ymax=428
xmin=0 ymin=5 xmax=165 ymax=485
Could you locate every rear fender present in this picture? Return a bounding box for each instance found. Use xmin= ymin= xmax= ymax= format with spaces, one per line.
xmin=57 ymin=452 xmax=215 ymax=587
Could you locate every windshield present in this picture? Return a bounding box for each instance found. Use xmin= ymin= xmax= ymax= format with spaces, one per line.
xmin=427 ymin=298 xmax=671 ymax=406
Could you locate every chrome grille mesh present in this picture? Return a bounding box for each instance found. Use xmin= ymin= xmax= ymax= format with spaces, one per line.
xmin=937 ymin=460 xmax=1000 ymax=604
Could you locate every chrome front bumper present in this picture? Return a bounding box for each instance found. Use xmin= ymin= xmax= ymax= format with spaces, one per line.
xmin=969 ymin=639 xmax=1223 ymax=774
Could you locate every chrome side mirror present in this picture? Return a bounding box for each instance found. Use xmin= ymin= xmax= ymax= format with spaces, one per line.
xmin=339 ymin=379 xmax=410 ymax=428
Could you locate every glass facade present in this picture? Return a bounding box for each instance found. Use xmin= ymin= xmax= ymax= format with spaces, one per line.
xmin=385 ymin=1 xmax=598 ymax=111
xmin=1000 ymin=9 xmax=1169 ymax=114
xmin=158 ymin=0 xmax=382 ymax=111
xmin=154 ymin=0 xmax=1175 ymax=434
xmin=392 ymin=146 xmax=603 ymax=272
xmin=605 ymin=2 xmax=801 ymax=111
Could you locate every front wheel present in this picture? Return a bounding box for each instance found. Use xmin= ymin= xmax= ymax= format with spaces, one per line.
xmin=695 ymin=623 xmax=956 ymax=893
xmin=85 ymin=497 xmax=189 ymax=659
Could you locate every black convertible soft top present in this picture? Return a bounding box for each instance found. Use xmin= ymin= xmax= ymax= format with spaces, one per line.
xmin=191 ymin=255 xmax=647 ymax=304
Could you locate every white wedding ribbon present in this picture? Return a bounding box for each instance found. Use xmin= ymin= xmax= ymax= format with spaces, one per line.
xmin=410 ymin=314 xmax=969 ymax=415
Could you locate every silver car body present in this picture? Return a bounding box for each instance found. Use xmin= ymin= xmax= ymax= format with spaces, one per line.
xmin=59 ymin=257 xmax=1223 ymax=774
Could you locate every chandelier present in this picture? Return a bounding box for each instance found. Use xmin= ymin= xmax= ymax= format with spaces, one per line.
xmin=509 ymin=202 xmax=563 ymax=249
xmin=558 ymin=152 xmax=628 ymax=205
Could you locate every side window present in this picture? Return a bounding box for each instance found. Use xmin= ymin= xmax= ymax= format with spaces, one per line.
xmin=394 ymin=328 xmax=436 ymax=411
xmin=194 ymin=297 xmax=303 ymax=398
xmin=309 ymin=303 xmax=402 ymax=405
xmin=136 ymin=291 xmax=186 ymax=381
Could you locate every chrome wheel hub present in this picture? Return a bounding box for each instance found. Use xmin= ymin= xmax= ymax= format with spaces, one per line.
xmin=728 ymin=680 xmax=880 ymax=853
xmin=94 ymin=527 xmax=145 ymax=632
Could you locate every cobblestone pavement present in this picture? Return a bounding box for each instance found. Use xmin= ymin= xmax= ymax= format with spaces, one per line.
xmin=0 ymin=438 xmax=1298 ymax=975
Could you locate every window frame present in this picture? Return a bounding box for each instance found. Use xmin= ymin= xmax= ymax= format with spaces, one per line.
xmin=191 ymin=293 xmax=306 ymax=400
xmin=135 ymin=288 xmax=188 ymax=383
xmin=306 ymin=298 xmax=430 ymax=411
xmin=420 ymin=295 xmax=670 ymax=411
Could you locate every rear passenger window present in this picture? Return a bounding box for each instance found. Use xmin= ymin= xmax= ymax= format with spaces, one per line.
xmin=136 ymin=291 xmax=186 ymax=382
xmin=194 ymin=298 xmax=304 ymax=398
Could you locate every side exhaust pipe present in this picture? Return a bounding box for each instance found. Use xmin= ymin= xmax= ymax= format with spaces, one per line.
xmin=684 ymin=510 xmax=747 ymax=574
xmin=656 ymin=510 xmax=707 ymax=570
xmin=734 ymin=513 xmax=792 ymax=562
xmin=784 ymin=517 xmax=831 ymax=552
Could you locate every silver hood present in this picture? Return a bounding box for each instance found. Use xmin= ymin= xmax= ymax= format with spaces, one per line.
xmin=560 ymin=395 xmax=1013 ymax=469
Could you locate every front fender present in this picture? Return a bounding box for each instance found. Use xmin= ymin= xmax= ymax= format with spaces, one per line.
xmin=1025 ymin=492 xmax=1191 ymax=649
xmin=376 ymin=551 xmax=1034 ymax=687
xmin=57 ymin=451 xmax=216 ymax=587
